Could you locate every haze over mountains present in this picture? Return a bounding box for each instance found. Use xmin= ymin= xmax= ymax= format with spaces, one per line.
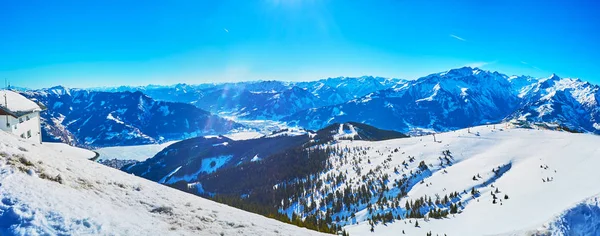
xmin=94 ymin=76 xmax=403 ymax=120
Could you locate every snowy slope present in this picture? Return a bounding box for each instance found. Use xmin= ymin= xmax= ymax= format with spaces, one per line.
xmin=44 ymin=142 xmax=96 ymax=160
xmin=533 ymin=194 xmax=600 ymax=235
xmin=304 ymin=125 xmax=600 ymax=235
xmin=96 ymin=141 xmax=179 ymax=161
xmin=0 ymin=132 xmax=326 ymax=236
xmin=122 ymin=121 xmax=600 ymax=235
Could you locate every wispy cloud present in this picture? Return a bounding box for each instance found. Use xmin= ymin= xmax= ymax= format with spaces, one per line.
xmin=464 ymin=61 xmax=496 ymax=68
xmin=465 ymin=62 xmax=488 ymax=68
xmin=224 ymin=28 xmax=229 ymax=33
xmin=520 ymin=61 xmax=542 ymax=70
xmin=449 ymin=34 xmax=466 ymax=42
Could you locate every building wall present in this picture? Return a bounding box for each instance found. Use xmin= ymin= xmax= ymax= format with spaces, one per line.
xmin=0 ymin=111 xmax=42 ymax=143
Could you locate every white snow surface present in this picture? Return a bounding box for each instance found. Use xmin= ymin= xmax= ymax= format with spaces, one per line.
xmin=223 ymin=131 xmax=263 ymax=141
xmin=0 ymin=131 xmax=326 ymax=236
xmin=43 ymin=142 xmax=96 ymax=160
xmin=334 ymin=123 xmax=358 ymax=140
xmin=520 ymin=193 xmax=600 ymax=236
xmin=302 ymin=124 xmax=600 ymax=236
xmin=96 ymin=141 xmax=178 ymax=161
xmin=266 ymin=128 xmax=309 ymax=138
xmin=0 ymin=90 xmax=42 ymax=112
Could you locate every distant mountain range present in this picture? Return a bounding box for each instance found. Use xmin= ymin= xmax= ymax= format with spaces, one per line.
xmin=21 ymin=67 xmax=600 ymax=147
xmin=93 ymin=76 xmax=403 ymax=119
xmin=283 ymin=67 xmax=600 ymax=134
xmin=91 ymin=68 xmax=600 ymax=135
xmin=21 ymin=87 xmax=242 ymax=147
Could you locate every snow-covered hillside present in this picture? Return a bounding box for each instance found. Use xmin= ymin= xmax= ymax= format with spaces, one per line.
xmin=309 ymin=125 xmax=600 ymax=235
xmin=96 ymin=141 xmax=179 ymax=161
xmin=0 ymin=132 xmax=326 ymax=236
xmin=123 ymin=119 xmax=600 ymax=235
xmin=535 ymin=194 xmax=600 ymax=235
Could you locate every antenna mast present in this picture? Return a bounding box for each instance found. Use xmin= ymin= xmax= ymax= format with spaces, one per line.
xmin=3 ymin=89 xmax=7 ymax=128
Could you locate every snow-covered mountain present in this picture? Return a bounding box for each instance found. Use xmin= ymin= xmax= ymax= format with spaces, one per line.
xmin=21 ymin=86 xmax=242 ymax=147
xmin=0 ymin=129 xmax=326 ymax=236
xmin=284 ymin=67 xmax=600 ymax=135
xmin=508 ymin=74 xmax=600 ymax=133
xmin=295 ymin=76 xmax=404 ymax=105
xmin=193 ymin=85 xmax=326 ymax=120
xmin=93 ymin=77 xmax=404 ymax=120
xmin=284 ymin=67 xmax=524 ymax=132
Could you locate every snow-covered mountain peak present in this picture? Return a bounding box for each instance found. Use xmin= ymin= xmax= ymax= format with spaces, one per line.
xmin=549 ymin=73 xmax=561 ymax=80
xmin=438 ymin=66 xmax=482 ymax=77
xmin=47 ymin=85 xmax=72 ymax=97
xmin=425 ymin=67 xmax=509 ymax=87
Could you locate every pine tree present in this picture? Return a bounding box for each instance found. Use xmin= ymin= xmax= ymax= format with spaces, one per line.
xmin=415 ymin=220 xmax=419 ymax=227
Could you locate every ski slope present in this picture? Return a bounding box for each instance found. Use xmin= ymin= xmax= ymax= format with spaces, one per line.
xmin=0 ymin=131 xmax=326 ymax=236
xmin=44 ymin=142 xmax=96 ymax=160
xmin=306 ymin=124 xmax=600 ymax=235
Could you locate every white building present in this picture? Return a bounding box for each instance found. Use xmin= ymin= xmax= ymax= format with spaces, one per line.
xmin=0 ymin=90 xmax=46 ymax=143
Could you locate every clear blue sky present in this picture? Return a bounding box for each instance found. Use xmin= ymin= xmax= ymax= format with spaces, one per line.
xmin=1 ymin=0 xmax=599 ymax=89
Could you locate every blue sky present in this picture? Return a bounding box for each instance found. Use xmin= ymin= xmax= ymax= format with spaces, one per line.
xmin=1 ymin=0 xmax=599 ymax=88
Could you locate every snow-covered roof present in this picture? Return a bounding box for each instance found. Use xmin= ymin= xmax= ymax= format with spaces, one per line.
xmin=0 ymin=90 xmax=44 ymax=117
